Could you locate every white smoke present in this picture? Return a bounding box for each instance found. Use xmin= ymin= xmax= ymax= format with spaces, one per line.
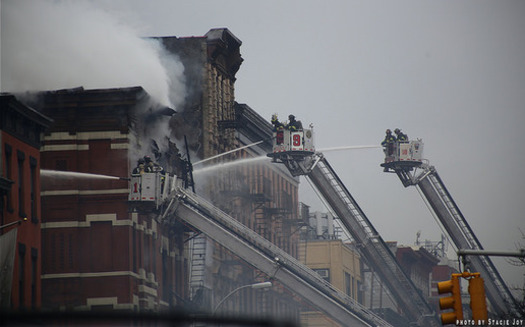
xmin=1 ymin=0 xmax=184 ymax=108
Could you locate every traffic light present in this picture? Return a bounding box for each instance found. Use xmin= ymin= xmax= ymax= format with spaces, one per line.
xmin=437 ymin=274 xmax=463 ymax=325
xmin=468 ymin=274 xmax=488 ymax=322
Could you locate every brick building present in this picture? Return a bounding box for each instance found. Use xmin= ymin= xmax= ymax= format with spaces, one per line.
xmin=396 ymin=245 xmax=440 ymax=299
xmin=36 ymin=86 xmax=189 ymax=311
xmin=25 ymin=27 xmax=303 ymax=320
xmin=0 ymin=94 xmax=52 ymax=309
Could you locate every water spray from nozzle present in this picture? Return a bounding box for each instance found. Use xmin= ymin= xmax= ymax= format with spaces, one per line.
xmin=318 ymin=145 xmax=382 ymax=152
xmin=193 ymin=156 xmax=270 ymax=175
xmin=193 ymin=140 xmax=265 ymax=166
xmin=40 ymin=169 xmax=127 ymax=180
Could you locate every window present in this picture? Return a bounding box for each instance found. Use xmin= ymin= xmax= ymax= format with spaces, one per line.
xmin=313 ymin=268 xmax=330 ymax=282
xmin=17 ymin=150 xmax=25 ymax=218
xmin=30 ymin=157 xmax=37 ymax=223
xmin=132 ymin=224 xmax=137 ymax=272
xmin=58 ymin=233 xmax=65 ymax=270
xmin=5 ymin=144 xmax=13 ymax=213
xmin=152 ymin=233 xmax=157 ymax=276
xmin=162 ymin=249 xmax=169 ymax=302
xmin=357 ymin=280 xmax=364 ymax=304
xmin=144 ymin=232 xmax=149 ymax=269
xmin=345 ymin=272 xmax=352 ymax=297
xmin=31 ymin=248 xmax=38 ymax=310
xmin=18 ymin=243 xmax=26 ymax=308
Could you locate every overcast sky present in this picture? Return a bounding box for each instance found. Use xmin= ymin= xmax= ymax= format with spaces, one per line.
xmin=2 ymin=0 xmax=524 ymax=291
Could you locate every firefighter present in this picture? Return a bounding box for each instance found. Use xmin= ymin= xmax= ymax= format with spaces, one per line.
xmin=144 ymin=155 xmax=165 ymax=175
xmin=143 ymin=155 xmax=155 ymax=173
xmin=287 ymin=114 xmax=303 ymax=131
xmin=271 ymin=114 xmax=284 ymax=131
xmin=381 ymin=129 xmax=396 ymax=162
xmin=132 ymin=158 xmax=145 ymax=175
xmin=271 ymin=114 xmax=285 ymax=145
xmin=394 ymin=128 xmax=408 ymax=142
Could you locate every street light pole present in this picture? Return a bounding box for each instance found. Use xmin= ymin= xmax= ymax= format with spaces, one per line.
xmin=213 ymin=281 xmax=272 ymax=314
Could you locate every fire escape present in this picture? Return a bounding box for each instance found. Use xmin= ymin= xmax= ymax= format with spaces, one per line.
xmin=250 ymin=173 xmax=272 ymax=240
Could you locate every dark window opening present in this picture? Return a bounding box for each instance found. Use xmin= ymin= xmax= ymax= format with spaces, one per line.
xmin=162 ymin=249 xmax=169 ymax=302
xmin=18 ymin=243 xmax=26 ymax=309
xmin=30 ymin=157 xmax=37 ymax=223
xmin=17 ymin=151 xmax=26 ymax=218
xmin=5 ymin=144 xmax=13 ymax=213
xmin=345 ymin=272 xmax=352 ymax=297
xmin=31 ymin=248 xmax=38 ymax=310
xmin=132 ymin=224 xmax=137 ymax=272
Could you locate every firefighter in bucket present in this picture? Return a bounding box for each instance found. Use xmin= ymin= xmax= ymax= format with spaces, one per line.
xmin=271 ymin=114 xmax=285 ymax=145
xmin=381 ymin=129 xmax=396 ymax=165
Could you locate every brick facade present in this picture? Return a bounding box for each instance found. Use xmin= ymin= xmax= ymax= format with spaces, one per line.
xmin=36 ymin=87 xmax=189 ymax=311
xmin=7 ymin=27 xmax=303 ymax=321
xmin=1 ymin=94 xmax=52 ymax=310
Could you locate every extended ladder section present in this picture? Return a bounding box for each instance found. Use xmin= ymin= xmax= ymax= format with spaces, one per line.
xmin=163 ymin=187 xmax=392 ymax=327
xmin=382 ymin=138 xmax=518 ymax=316
xmin=414 ymin=166 xmax=518 ymax=316
xmin=189 ymin=233 xmax=207 ymax=298
xmin=306 ymin=157 xmax=439 ymax=327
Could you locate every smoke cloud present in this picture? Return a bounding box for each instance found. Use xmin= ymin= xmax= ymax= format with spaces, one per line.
xmin=1 ymin=0 xmax=185 ymax=109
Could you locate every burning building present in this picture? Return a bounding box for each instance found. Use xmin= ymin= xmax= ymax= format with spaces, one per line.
xmin=27 ymin=28 xmax=303 ymax=320
xmin=36 ymin=86 xmax=189 ymax=311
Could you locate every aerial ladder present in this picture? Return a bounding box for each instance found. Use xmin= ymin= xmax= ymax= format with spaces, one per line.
xmin=381 ymin=137 xmax=519 ymax=317
xmin=268 ymin=127 xmax=440 ymax=327
xmin=129 ymin=169 xmax=392 ymax=326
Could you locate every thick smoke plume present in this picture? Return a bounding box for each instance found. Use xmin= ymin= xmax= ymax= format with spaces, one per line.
xmin=1 ymin=0 xmax=185 ymax=109
xmin=1 ymin=0 xmax=189 ymax=168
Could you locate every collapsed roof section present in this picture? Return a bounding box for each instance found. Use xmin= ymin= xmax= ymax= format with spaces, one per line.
xmin=22 ymin=86 xmax=174 ymax=135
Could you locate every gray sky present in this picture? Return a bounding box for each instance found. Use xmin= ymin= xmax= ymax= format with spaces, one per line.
xmin=3 ymin=0 xmax=524 ymax=291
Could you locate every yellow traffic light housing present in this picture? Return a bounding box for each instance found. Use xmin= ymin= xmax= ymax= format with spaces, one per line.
xmin=437 ymin=274 xmax=463 ymax=325
xmin=468 ymin=274 xmax=488 ymax=322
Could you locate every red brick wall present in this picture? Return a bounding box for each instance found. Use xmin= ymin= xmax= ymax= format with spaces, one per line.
xmin=1 ymin=131 xmax=42 ymax=309
xmin=40 ymin=119 xmax=187 ymax=311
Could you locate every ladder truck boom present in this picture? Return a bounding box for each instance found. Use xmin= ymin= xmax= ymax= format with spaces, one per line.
xmin=129 ymin=169 xmax=392 ymax=326
xmin=163 ymin=187 xmax=392 ymax=327
xmin=268 ymin=127 xmax=440 ymax=327
xmin=309 ymin=157 xmax=437 ymax=325
xmin=381 ymin=139 xmax=519 ymax=317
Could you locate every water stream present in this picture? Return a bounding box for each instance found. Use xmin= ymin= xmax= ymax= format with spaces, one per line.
xmin=40 ymin=169 xmax=121 ymax=180
xmin=317 ymin=144 xmax=381 ymax=152
xmin=193 ymin=156 xmax=270 ymax=175
xmin=193 ymin=140 xmax=265 ymax=166
xmin=192 ymin=144 xmax=380 ymax=175
xmin=39 ymin=145 xmax=379 ymax=180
